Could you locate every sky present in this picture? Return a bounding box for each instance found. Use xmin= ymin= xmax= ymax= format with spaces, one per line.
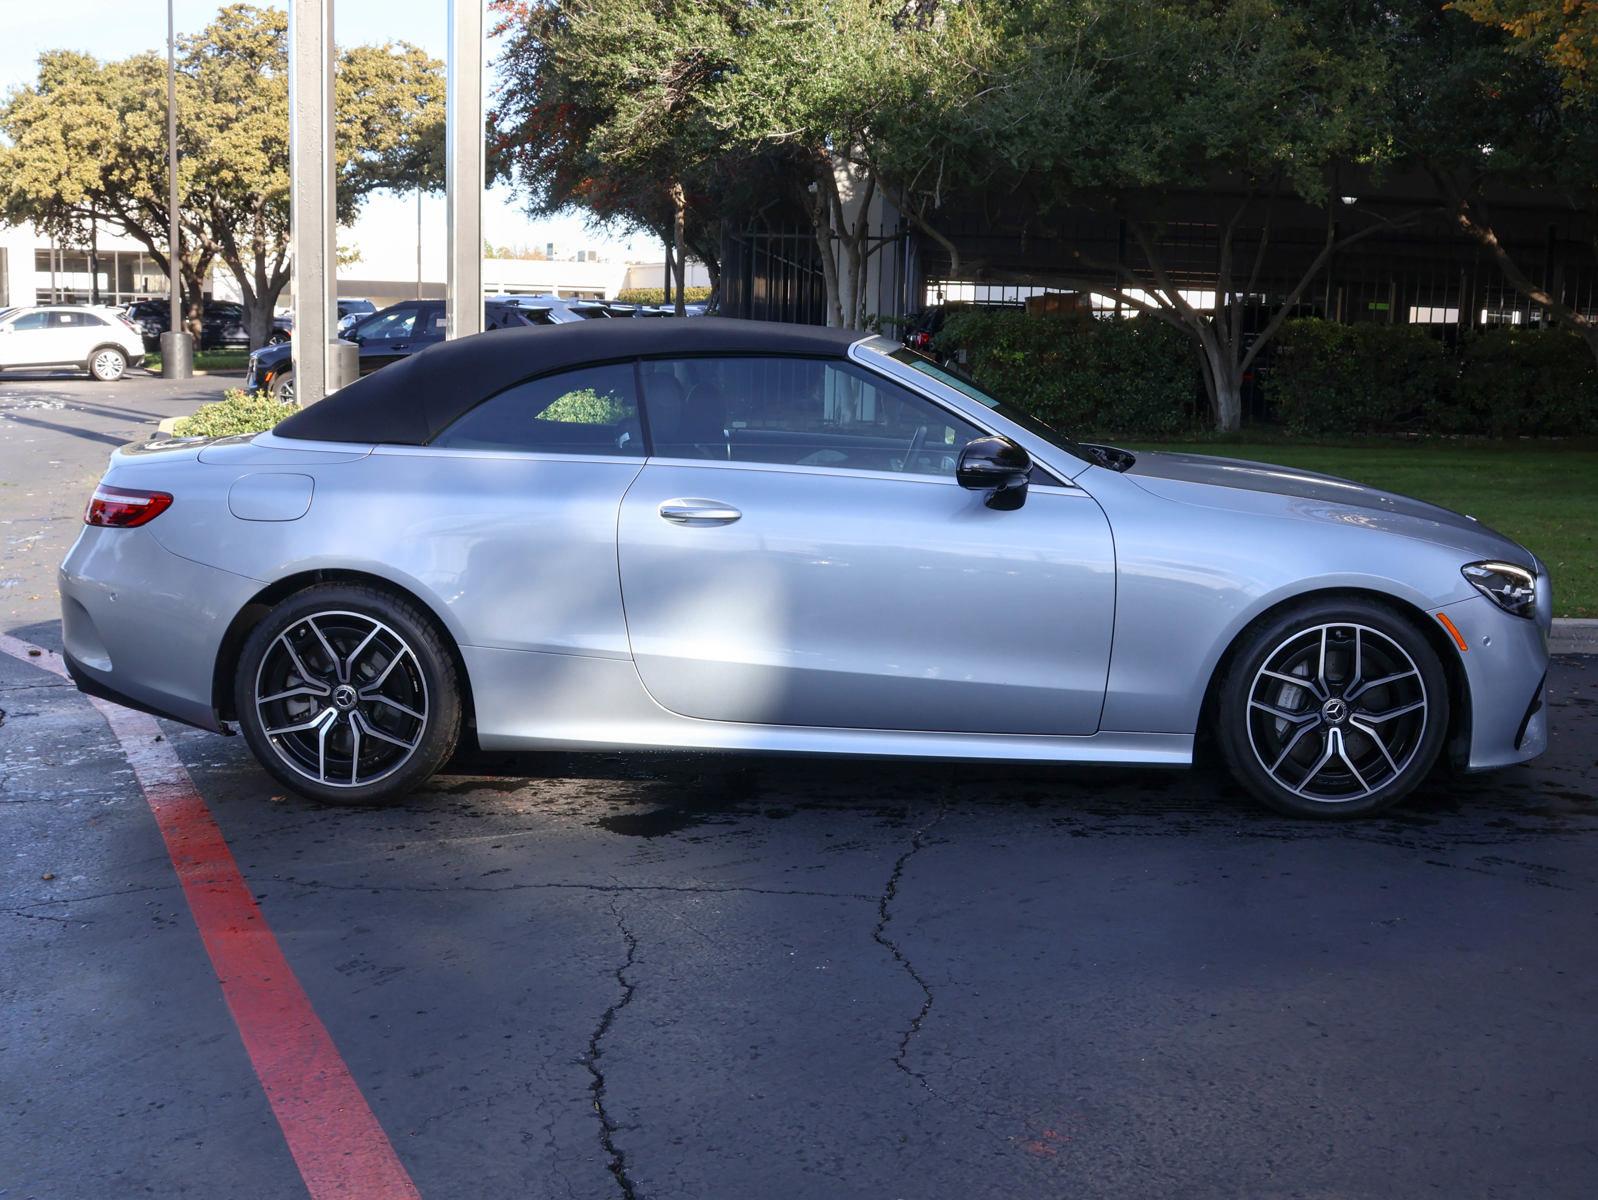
xmin=0 ymin=0 xmax=660 ymax=273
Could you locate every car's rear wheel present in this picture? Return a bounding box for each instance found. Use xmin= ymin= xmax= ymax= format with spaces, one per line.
xmin=234 ymin=584 xmax=461 ymax=805
xmin=88 ymin=347 xmax=127 ymax=382
xmin=1216 ymin=597 xmax=1449 ymax=818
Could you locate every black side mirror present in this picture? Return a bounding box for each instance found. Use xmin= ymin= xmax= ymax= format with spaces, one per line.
xmin=957 ymin=435 xmax=1032 ymax=510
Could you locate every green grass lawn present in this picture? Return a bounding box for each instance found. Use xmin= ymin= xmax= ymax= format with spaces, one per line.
xmin=143 ymin=349 xmax=251 ymax=373
xmin=1126 ymin=439 xmax=1598 ymax=618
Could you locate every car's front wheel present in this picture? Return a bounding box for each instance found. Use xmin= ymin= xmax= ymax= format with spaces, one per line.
xmin=269 ymin=369 xmax=294 ymax=403
xmin=88 ymin=347 xmax=127 ymax=382
xmin=234 ymin=584 xmax=461 ymax=805
xmin=1216 ymin=598 xmax=1449 ymax=818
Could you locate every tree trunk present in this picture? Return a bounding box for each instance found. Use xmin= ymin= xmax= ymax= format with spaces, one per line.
xmin=243 ymin=294 xmax=277 ymax=350
xmin=1203 ymin=351 xmax=1245 ymax=433
xmin=1447 ymin=186 xmax=1598 ymax=368
xmin=798 ymin=168 xmax=845 ymax=327
xmin=670 ymin=180 xmax=687 ymax=317
xmin=181 ymin=263 xmax=207 ymax=342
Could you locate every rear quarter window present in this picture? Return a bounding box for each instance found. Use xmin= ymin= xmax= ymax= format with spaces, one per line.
xmin=432 ymin=362 xmax=641 ymax=456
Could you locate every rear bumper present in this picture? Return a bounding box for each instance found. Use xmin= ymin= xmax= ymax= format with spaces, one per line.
xmin=59 ymin=526 xmax=261 ymax=733
xmin=1432 ymin=593 xmax=1550 ymax=772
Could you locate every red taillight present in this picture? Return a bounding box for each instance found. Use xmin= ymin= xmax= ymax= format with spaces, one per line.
xmin=910 ymin=331 xmax=933 ymax=350
xmin=85 ymin=484 xmax=173 ymax=528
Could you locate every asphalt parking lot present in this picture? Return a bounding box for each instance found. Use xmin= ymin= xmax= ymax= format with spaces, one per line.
xmin=4 ymin=374 xmax=1598 ymax=1199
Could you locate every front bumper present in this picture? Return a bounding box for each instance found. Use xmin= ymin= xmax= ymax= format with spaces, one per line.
xmin=59 ymin=526 xmax=261 ymax=733
xmin=1432 ymin=592 xmax=1550 ymax=771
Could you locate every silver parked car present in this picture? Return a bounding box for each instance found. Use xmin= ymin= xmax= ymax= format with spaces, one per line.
xmin=59 ymin=319 xmax=1550 ymax=817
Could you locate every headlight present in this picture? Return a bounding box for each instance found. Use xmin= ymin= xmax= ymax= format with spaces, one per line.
xmin=1462 ymin=561 xmax=1537 ymax=618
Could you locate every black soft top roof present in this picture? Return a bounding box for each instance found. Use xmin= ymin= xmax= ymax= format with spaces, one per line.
xmin=274 ymin=317 xmax=864 ymax=445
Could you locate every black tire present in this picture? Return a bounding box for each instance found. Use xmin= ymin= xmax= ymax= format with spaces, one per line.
xmin=1216 ymin=596 xmax=1450 ymax=818
xmin=88 ymin=346 xmax=127 ymax=382
xmin=233 ymin=583 xmax=461 ymax=805
xmin=269 ymin=369 xmax=294 ymax=403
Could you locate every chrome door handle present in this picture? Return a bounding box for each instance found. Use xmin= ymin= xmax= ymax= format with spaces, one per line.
xmin=659 ymin=499 xmax=742 ymax=525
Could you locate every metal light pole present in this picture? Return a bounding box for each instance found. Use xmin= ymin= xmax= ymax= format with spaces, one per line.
xmin=288 ymin=0 xmax=352 ymax=404
xmin=160 ymin=0 xmax=193 ymax=379
xmin=446 ymin=0 xmax=484 ymax=338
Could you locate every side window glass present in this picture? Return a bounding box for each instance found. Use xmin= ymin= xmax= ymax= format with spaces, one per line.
xmin=433 ymin=362 xmax=640 ymax=456
xmin=10 ymin=311 xmax=50 ymax=331
xmin=359 ymin=308 xmax=418 ymax=341
xmin=51 ymin=311 xmax=107 ymax=328
xmin=640 ymin=357 xmax=984 ymax=477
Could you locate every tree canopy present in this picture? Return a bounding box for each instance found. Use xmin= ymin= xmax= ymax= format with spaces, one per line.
xmin=0 ymin=3 xmax=444 ymax=347
xmin=489 ymin=0 xmax=1598 ymax=429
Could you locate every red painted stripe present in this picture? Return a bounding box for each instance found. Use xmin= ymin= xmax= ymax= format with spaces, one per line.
xmin=1 ymin=635 xmax=421 ymax=1200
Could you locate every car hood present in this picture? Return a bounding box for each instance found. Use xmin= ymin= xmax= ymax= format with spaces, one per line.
xmin=249 ymin=342 xmax=293 ymax=369
xmin=1122 ymin=449 xmax=1535 ymax=567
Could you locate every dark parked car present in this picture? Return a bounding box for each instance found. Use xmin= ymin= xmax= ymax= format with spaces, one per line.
xmin=245 ymin=298 xmax=574 ymax=401
xmin=124 ymin=299 xmax=253 ymax=352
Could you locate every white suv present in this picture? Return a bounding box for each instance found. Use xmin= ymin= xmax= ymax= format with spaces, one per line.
xmin=0 ymin=305 xmax=147 ymax=381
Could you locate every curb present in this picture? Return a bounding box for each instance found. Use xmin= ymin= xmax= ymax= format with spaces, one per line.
xmin=155 ymin=416 xmax=182 ymax=435
xmin=1551 ymin=617 xmax=1598 ymax=656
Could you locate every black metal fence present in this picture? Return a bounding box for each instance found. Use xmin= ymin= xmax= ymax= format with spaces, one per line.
xmin=722 ymin=184 xmax=1598 ymax=336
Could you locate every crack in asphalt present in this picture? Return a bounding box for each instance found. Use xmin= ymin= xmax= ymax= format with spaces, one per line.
xmin=275 ymin=876 xmax=875 ymax=903
xmin=1 ymin=907 xmax=84 ymax=925
xmin=872 ymin=798 xmax=950 ymax=1091
xmin=586 ymin=897 xmax=641 ymax=1200
xmin=14 ymin=883 xmax=178 ymax=910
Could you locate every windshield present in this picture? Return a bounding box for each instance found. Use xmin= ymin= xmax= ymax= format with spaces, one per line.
xmin=884 ymin=346 xmax=1093 ymax=465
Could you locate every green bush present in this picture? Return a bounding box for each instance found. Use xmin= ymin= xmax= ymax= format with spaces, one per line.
xmin=171 ymin=388 xmax=293 ymax=438
xmin=933 ymin=311 xmax=1202 ymax=439
xmin=1434 ymin=327 xmax=1598 ymax=437
xmin=541 ymin=386 xmax=630 ymax=424
xmin=1267 ymin=320 xmax=1452 ymax=435
xmin=612 ymin=286 xmax=712 ymax=306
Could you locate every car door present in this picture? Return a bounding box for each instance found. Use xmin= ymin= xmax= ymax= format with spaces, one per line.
xmin=616 ymin=355 xmax=1116 ymax=736
xmin=414 ymin=359 xmax=647 ymax=655
xmin=351 ymin=304 xmax=425 ymax=373
xmin=0 ymin=310 xmax=56 ymax=365
xmin=49 ymin=310 xmax=111 ymax=362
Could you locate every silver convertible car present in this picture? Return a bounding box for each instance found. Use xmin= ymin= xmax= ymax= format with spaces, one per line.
xmin=59 ymin=319 xmax=1550 ymax=817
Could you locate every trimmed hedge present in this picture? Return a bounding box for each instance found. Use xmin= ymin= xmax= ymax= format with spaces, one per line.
xmin=1436 ymin=326 xmax=1598 ymax=437
xmin=1268 ymin=320 xmax=1453 ymax=435
xmin=613 ymin=286 xmax=712 ymax=306
xmin=934 ymin=311 xmax=1202 ymax=439
xmin=1267 ymin=319 xmax=1598 ymax=437
xmin=171 ymin=389 xmax=293 ymax=438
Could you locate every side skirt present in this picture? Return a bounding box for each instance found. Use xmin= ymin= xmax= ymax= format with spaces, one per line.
xmin=463 ymin=645 xmax=1193 ymax=766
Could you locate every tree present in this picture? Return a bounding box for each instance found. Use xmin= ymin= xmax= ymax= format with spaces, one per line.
xmin=0 ymin=50 xmax=218 ymax=332
xmin=703 ymin=0 xmax=938 ymax=329
xmin=491 ymin=0 xmax=932 ymax=325
xmin=492 ymin=0 xmax=742 ymax=315
xmin=1386 ymin=2 xmax=1598 ymax=363
xmin=891 ymin=0 xmax=1409 ymax=432
xmin=0 ymin=4 xmax=444 ymax=348
xmin=1453 ymin=0 xmax=1598 ymax=94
